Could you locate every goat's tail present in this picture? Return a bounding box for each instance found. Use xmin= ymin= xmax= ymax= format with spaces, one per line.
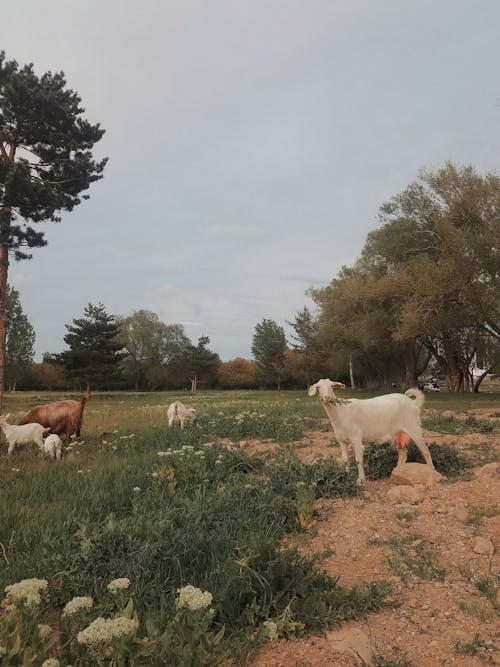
xmin=404 ymin=387 xmax=425 ymax=410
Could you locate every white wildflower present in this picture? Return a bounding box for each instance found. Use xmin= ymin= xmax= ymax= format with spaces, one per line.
xmin=5 ymin=578 xmax=48 ymax=607
xmin=157 ymin=451 xmax=172 ymax=457
xmin=151 ymin=471 xmax=159 ymax=478
xmin=62 ymin=596 xmax=94 ymax=617
xmin=176 ymin=585 xmax=213 ymax=611
xmin=41 ymin=659 xmax=60 ymax=667
xmin=77 ymin=616 xmax=138 ymax=646
xmin=215 ymin=460 xmax=223 ymax=465
xmin=107 ymin=578 xmax=130 ymax=593
xmin=11 ymin=467 xmax=20 ymax=472
xmin=38 ymin=624 xmax=53 ymax=639
xmin=132 ymin=487 xmax=141 ymax=493
xmin=263 ymin=620 xmax=279 ymax=641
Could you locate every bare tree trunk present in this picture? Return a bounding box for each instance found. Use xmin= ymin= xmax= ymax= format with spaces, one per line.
xmin=191 ymin=373 xmax=197 ymax=394
xmin=473 ymin=368 xmax=492 ymax=393
xmin=349 ymin=354 xmax=356 ymax=390
xmin=0 ymin=241 xmax=9 ymax=413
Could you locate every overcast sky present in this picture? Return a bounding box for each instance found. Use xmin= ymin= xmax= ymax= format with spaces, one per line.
xmin=2 ymin=1 xmax=500 ymax=361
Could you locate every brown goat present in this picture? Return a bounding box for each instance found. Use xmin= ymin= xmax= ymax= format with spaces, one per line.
xmin=18 ymin=394 xmax=88 ymax=438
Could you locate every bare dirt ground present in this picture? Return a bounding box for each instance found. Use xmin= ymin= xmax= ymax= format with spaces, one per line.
xmin=246 ymin=409 xmax=500 ymax=667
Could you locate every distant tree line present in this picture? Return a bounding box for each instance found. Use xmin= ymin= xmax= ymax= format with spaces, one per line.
xmin=5 ymin=162 xmax=500 ymax=393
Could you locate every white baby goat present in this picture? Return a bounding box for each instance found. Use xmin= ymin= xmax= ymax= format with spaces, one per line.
xmin=308 ymin=379 xmax=434 ymax=484
xmin=41 ymin=433 xmax=63 ymax=460
xmin=0 ymin=414 xmax=50 ymax=455
xmin=167 ymin=401 xmax=197 ymax=429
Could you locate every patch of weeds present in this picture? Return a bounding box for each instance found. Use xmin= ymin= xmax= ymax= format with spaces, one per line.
xmin=455 ymin=634 xmax=498 ymax=663
xmin=294 ymin=482 xmax=317 ymax=531
xmin=364 ymin=442 xmax=471 ymax=480
xmin=464 ymin=415 xmax=494 ymax=434
xmin=467 ymin=441 xmax=498 ymax=465
xmin=361 ymin=656 xmax=413 ymax=667
xmin=396 ymin=511 xmax=416 ymax=524
xmin=475 ymin=572 xmax=500 ymax=611
xmin=458 ymin=598 xmax=497 ymax=623
xmin=464 ymin=505 xmax=500 ymax=531
xmin=382 ymin=534 xmax=446 ymax=583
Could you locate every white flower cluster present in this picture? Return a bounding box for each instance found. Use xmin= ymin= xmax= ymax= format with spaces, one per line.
xmin=62 ymin=596 xmax=94 ymax=617
xmin=262 ymin=620 xmax=279 ymax=641
xmin=38 ymin=624 xmax=53 ymax=639
xmin=176 ymin=585 xmax=213 ymax=611
xmin=41 ymin=659 xmax=60 ymax=667
xmin=107 ymin=578 xmax=130 ymax=593
xmin=5 ymin=578 xmax=48 ymax=607
xmin=77 ymin=616 xmax=138 ymax=646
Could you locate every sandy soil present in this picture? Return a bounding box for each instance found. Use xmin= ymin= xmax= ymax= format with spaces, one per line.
xmin=245 ymin=410 xmax=500 ymax=667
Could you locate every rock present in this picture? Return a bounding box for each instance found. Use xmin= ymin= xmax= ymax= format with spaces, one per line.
xmin=474 ymin=462 xmax=500 ymax=478
xmin=391 ymin=463 xmax=444 ymax=487
xmin=326 ymin=627 xmax=373 ymax=663
xmin=472 ymin=536 xmax=495 ymax=555
xmin=387 ymin=485 xmax=423 ymax=504
xmin=441 ymin=410 xmax=455 ymax=419
xmin=418 ymin=502 xmax=434 ymax=515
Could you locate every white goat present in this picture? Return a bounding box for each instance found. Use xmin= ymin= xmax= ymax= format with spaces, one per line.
xmin=308 ymin=379 xmax=434 ymax=484
xmin=167 ymin=401 xmax=197 ymax=429
xmin=0 ymin=414 xmax=50 ymax=455
xmin=41 ymin=433 xmax=63 ymax=460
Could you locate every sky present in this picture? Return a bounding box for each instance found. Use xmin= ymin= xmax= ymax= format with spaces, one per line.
xmin=2 ymin=0 xmax=500 ymax=361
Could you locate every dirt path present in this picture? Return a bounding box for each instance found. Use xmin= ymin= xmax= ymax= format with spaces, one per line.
xmin=247 ymin=416 xmax=500 ymax=667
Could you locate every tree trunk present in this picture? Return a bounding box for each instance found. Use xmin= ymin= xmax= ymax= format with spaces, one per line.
xmin=0 ymin=241 xmax=9 ymax=413
xmin=349 ymin=355 xmax=356 ymax=389
xmin=473 ymin=368 xmax=492 ymax=393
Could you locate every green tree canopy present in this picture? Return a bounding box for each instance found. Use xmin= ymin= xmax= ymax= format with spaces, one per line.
xmin=0 ymin=51 xmax=106 ymax=407
xmin=312 ymin=163 xmax=500 ymax=391
xmin=5 ymin=285 xmax=35 ymax=389
xmin=118 ymin=310 xmax=191 ymax=390
xmin=52 ymin=303 xmax=124 ymax=390
xmin=182 ymin=335 xmax=221 ymax=392
xmin=251 ymin=318 xmax=287 ymax=390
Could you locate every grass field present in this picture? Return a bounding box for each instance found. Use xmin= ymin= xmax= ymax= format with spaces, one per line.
xmin=0 ymin=388 xmax=498 ymax=665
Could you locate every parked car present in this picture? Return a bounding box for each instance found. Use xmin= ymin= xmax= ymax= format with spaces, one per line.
xmin=422 ymin=380 xmax=440 ymax=392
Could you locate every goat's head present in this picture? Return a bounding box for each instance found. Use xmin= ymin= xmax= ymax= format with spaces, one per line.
xmin=0 ymin=414 xmax=10 ymax=425
xmin=308 ymin=379 xmax=346 ymax=404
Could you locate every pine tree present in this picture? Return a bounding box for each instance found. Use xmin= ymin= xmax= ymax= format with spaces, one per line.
xmin=0 ymin=51 xmax=107 ymax=407
xmin=53 ymin=303 xmax=124 ymax=389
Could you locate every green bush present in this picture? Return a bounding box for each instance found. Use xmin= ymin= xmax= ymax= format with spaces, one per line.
xmin=364 ymin=442 xmax=471 ymax=480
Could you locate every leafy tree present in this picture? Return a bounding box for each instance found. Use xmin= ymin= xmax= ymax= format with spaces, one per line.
xmin=52 ymin=303 xmax=124 ymax=389
xmin=287 ymin=306 xmax=327 ymax=386
xmin=251 ymin=318 xmax=287 ymax=390
xmin=118 ymin=310 xmax=191 ymax=390
xmin=368 ymin=163 xmax=500 ymax=391
xmin=5 ymin=285 xmax=35 ymax=389
xmin=218 ymin=357 xmax=256 ymax=388
xmin=182 ymin=335 xmax=221 ymax=392
xmin=24 ymin=359 xmax=67 ymax=391
xmin=0 ymin=51 xmax=106 ymax=408
xmin=312 ymin=163 xmax=500 ymax=392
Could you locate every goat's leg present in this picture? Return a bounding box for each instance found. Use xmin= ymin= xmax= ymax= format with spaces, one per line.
xmin=7 ymin=442 xmax=15 ymax=455
xmin=352 ymin=439 xmax=366 ymax=484
xmin=410 ymin=429 xmax=434 ymax=468
xmin=338 ymin=440 xmax=349 ymax=466
xmin=397 ymin=445 xmax=408 ymax=466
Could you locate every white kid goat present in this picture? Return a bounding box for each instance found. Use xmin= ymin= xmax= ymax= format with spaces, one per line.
xmin=41 ymin=433 xmax=63 ymax=460
xmin=308 ymin=379 xmax=434 ymax=484
xmin=0 ymin=414 xmax=50 ymax=455
xmin=167 ymin=401 xmax=197 ymax=429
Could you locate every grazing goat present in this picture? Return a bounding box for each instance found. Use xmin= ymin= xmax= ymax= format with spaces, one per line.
xmin=41 ymin=434 xmax=63 ymax=460
xmin=18 ymin=394 xmax=88 ymax=438
xmin=0 ymin=415 xmax=50 ymax=455
xmin=167 ymin=401 xmax=197 ymax=429
xmin=308 ymin=378 xmax=434 ymax=484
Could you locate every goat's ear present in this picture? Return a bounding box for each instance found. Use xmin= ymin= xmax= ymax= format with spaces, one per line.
xmin=308 ymin=384 xmax=318 ymax=396
xmin=330 ymin=382 xmax=346 ymax=390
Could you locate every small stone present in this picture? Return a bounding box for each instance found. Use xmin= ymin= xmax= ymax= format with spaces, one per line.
xmin=474 ymin=463 xmax=500 ymax=478
xmin=391 ymin=463 xmax=444 ymax=487
xmin=418 ymin=502 xmax=434 ymax=515
xmin=472 ymin=536 xmax=495 ymax=555
xmin=387 ymin=485 xmax=423 ymax=504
